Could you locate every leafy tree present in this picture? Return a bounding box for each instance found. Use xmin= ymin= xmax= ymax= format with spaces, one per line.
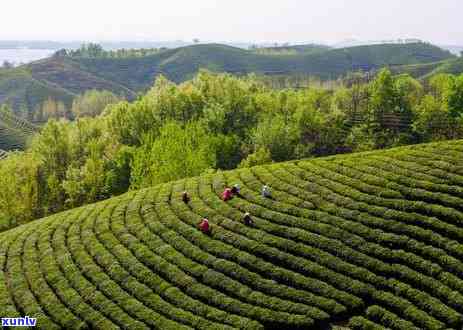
xmin=32 ymin=120 xmax=71 ymax=181
xmin=107 ymin=99 xmax=161 ymax=146
xmin=105 ymin=146 xmax=134 ymax=195
xmin=447 ymin=74 xmax=463 ymax=119
xmin=394 ymin=74 xmax=423 ymax=117
xmin=37 ymin=98 xmax=68 ymax=121
xmin=130 ymin=121 xmax=216 ymax=188
xmin=71 ymin=90 xmax=121 ymax=118
xmin=429 ymin=73 xmax=454 ymax=102
xmin=369 ymin=68 xmax=397 ymax=131
xmin=413 ymin=95 xmax=454 ymax=141
xmin=0 ymin=153 xmax=41 ymax=229
xmin=346 ymin=124 xmax=376 ymax=152
xmin=250 ymin=114 xmax=300 ymax=162
xmin=368 ymin=70 xmax=417 ymax=147
xmin=238 ymin=147 xmax=272 ymax=168
xmin=194 ymin=71 xmax=261 ymax=137
xmin=211 ymin=134 xmax=242 ymax=170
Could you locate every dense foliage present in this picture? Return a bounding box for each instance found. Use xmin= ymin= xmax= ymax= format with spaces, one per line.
xmin=54 ymin=43 xmax=165 ymax=59
xmin=1 ymin=69 xmax=463 ymax=230
xmin=1 ymin=140 xmax=463 ymax=329
xmin=32 ymin=90 xmax=122 ymax=122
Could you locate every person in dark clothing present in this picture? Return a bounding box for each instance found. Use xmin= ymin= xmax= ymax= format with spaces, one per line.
xmin=182 ymin=191 xmax=190 ymax=204
xmin=231 ymin=184 xmax=241 ymax=196
xmin=243 ymin=212 xmax=253 ymax=226
xmin=262 ymin=185 xmax=271 ymax=198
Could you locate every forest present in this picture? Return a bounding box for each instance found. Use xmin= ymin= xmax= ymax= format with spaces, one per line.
xmin=0 ymin=68 xmax=463 ymax=231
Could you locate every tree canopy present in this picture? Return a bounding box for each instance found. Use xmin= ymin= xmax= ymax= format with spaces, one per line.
xmin=1 ymin=69 xmax=463 ymax=231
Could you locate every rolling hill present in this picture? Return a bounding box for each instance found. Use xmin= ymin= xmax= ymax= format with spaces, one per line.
xmin=391 ymin=56 xmax=463 ymax=79
xmin=1 ymin=139 xmax=463 ymax=329
xmin=250 ymin=44 xmax=332 ymax=56
xmin=0 ymin=42 xmax=455 ymax=116
xmin=74 ymin=42 xmax=454 ymax=88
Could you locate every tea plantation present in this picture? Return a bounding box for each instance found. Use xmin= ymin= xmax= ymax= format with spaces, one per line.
xmin=0 ymin=109 xmax=38 ymax=151
xmin=1 ymin=140 xmax=463 ymax=329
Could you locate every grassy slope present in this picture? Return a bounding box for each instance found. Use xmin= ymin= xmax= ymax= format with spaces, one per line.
xmin=1 ymin=140 xmax=463 ymax=329
xmin=250 ymin=44 xmax=332 ymax=56
xmin=0 ymin=67 xmax=75 ymax=112
xmin=0 ymin=42 xmax=455 ymax=115
xmin=390 ymin=56 xmax=463 ymax=80
xmin=423 ymin=57 xmax=463 ymax=78
xmin=0 ymin=109 xmax=38 ymax=150
xmin=77 ymin=43 xmax=454 ymax=87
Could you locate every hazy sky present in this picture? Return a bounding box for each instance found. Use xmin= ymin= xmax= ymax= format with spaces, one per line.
xmin=1 ymin=0 xmax=461 ymax=44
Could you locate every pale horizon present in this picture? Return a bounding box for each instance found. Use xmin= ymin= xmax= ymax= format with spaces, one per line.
xmin=0 ymin=0 xmax=461 ymax=45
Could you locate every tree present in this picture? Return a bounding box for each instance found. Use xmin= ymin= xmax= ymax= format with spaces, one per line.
xmin=0 ymin=153 xmax=42 ymax=229
xmin=211 ymin=133 xmax=242 ymax=170
xmin=429 ymin=74 xmax=454 ymax=102
xmin=130 ymin=121 xmax=216 ymax=188
xmin=62 ymin=152 xmax=107 ymax=207
xmin=394 ymin=74 xmax=423 ymax=114
xmin=250 ymin=115 xmax=300 ymax=162
xmin=346 ymin=124 xmax=376 ymax=152
xmin=413 ymin=95 xmax=454 ymax=141
xmin=447 ymin=74 xmax=463 ymax=119
xmin=40 ymin=98 xmax=68 ymax=120
xmin=104 ymin=146 xmax=134 ymax=195
xmin=369 ymin=68 xmax=397 ymax=131
xmin=31 ymin=120 xmax=71 ymax=211
xmin=71 ymin=90 xmax=121 ymax=118
xmin=238 ymin=147 xmax=272 ymax=168
xmin=1 ymin=60 xmax=13 ymax=69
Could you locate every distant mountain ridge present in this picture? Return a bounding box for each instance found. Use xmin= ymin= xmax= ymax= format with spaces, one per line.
xmin=0 ymin=42 xmax=455 ymax=117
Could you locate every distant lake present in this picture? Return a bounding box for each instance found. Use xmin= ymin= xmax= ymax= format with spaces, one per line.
xmin=0 ymin=48 xmax=54 ymax=66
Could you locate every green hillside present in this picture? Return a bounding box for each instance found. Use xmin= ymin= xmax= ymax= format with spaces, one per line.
xmin=250 ymin=44 xmax=332 ymax=55
xmin=76 ymin=43 xmax=454 ymax=87
xmin=0 ymin=59 xmax=137 ymax=117
xmin=422 ymin=57 xmax=463 ymax=78
xmin=388 ymin=56 xmax=463 ymax=80
xmin=0 ymin=107 xmax=38 ymax=151
xmin=0 ymin=67 xmax=75 ymax=113
xmin=0 ymin=42 xmax=454 ymax=115
xmin=1 ymin=139 xmax=463 ymax=329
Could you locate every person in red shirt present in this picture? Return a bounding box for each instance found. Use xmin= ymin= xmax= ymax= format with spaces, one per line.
xmin=222 ymin=188 xmax=233 ymax=201
xmin=199 ymin=217 xmax=211 ymax=235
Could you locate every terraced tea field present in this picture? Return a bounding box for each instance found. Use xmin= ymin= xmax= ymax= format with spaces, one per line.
xmin=1 ymin=140 xmax=463 ymax=329
xmin=0 ymin=149 xmax=7 ymax=160
xmin=0 ymin=109 xmax=38 ymax=151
